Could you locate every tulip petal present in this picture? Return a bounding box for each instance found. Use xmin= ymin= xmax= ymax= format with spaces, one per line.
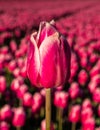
xmin=27 ymin=33 xmax=40 ymax=86
xmin=37 ymin=21 xmax=57 ymax=47
xmin=39 ymin=33 xmax=60 ymax=88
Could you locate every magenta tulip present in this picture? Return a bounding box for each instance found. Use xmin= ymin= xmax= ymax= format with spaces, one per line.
xmin=0 ymin=104 xmax=12 ymax=121
xmin=69 ymin=105 xmax=81 ymax=123
xmin=23 ymin=92 xmax=33 ymax=107
xmin=27 ymin=20 xmax=71 ymax=88
xmin=0 ymin=76 xmax=6 ymax=94
xmin=12 ymin=107 xmax=26 ymax=127
xmin=54 ymin=91 xmax=68 ymax=108
xmin=0 ymin=121 xmax=9 ymax=130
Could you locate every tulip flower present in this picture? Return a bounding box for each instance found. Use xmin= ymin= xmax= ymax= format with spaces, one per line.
xmin=22 ymin=92 xmax=33 ymax=107
xmin=0 ymin=76 xmax=6 ymax=94
xmin=27 ymin=20 xmax=71 ymax=88
xmin=12 ymin=107 xmax=26 ymax=128
xmin=69 ymin=105 xmax=81 ymax=123
xmin=78 ymin=69 xmax=88 ymax=86
xmin=93 ymin=88 xmax=100 ymax=103
xmin=82 ymin=99 xmax=92 ymax=109
xmin=0 ymin=104 xmax=12 ymax=122
xmin=69 ymin=82 xmax=80 ymax=99
xmin=81 ymin=108 xmax=93 ymax=124
xmin=82 ymin=117 xmax=95 ymax=130
xmin=0 ymin=121 xmax=9 ymax=130
xmin=54 ymin=91 xmax=68 ymax=108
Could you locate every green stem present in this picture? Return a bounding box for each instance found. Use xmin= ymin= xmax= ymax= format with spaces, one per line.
xmin=16 ymin=127 xmax=21 ymax=130
xmin=72 ymin=122 xmax=76 ymax=130
xmin=46 ymin=88 xmax=51 ymax=130
xmin=58 ymin=108 xmax=63 ymax=130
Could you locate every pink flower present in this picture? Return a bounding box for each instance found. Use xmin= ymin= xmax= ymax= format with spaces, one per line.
xmin=23 ymin=92 xmax=33 ymax=107
xmin=82 ymin=99 xmax=92 ymax=109
xmin=69 ymin=105 xmax=81 ymax=123
xmin=78 ymin=69 xmax=88 ymax=86
xmin=81 ymin=108 xmax=93 ymax=124
xmin=10 ymin=40 xmax=17 ymax=52
xmin=32 ymin=92 xmax=43 ymax=113
xmin=7 ymin=60 xmax=17 ymax=72
xmin=16 ymin=84 xmax=28 ymax=99
xmin=27 ymin=20 xmax=71 ymax=88
xmin=12 ymin=107 xmax=26 ymax=127
xmin=54 ymin=91 xmax=68 ymax=108
xmin=0 ymin=76 xmax=6 ymax=94
xmin=41 ymin=119 xmax=55 ymax=130
xmin=0 ymin=104 xmax=12 ymax=121
xmin=0 ymin=121 xmax=9 ymax=130
xmin=93 ymin=88 xmax=100 ymax=103
xmin=69 ymin=82 xmax=80 ymax=99
xmin=82 ymin=117 xmax=95 ymax=130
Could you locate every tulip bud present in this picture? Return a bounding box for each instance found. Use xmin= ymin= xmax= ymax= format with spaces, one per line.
xmin=12 ymin=107 xmax=26 ymax=127
xmin=0 ymin=104 xmax=12 ymax=121
xmin=0 ymin=76 xmax=6 ymax=94
xmin=27 ymin=20 xmax=71 ymax=88
xmin=17 ymin=84 xmax=28 ymax=99
xmin=93 ymin=88 xmax=100 ymax=103
xmin=23 ymin=92 xmax=33 ymax=107
xmin=81 ymin=108 xmax=93 ymax=124
xmin=10 ymin=40 xmax=17 ymax=52
xmin=82 ymin=117 xmax=95 ymax=130
xmin=7 ymin=60 xmax=17 ymax=72
xmin=82 ymin=99 xmax=92 ymax=109
xmin=0 ymin=121 xmax=9 ymax=130
xmin=69 ymin=105 xmax=81 ymax=123
xmin=32 ymin=93 xmax=43 ymax=113
xmin=69 ymin=82 xmax=80 ymax=99
xmin=78 ymin=69 xmax=88 ymax=86
xmin=54 ymin=91 xmax=68 ymax=108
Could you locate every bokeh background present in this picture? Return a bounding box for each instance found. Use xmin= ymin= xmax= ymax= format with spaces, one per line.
xmin=0 ymin=0 xmax=100 ymax=130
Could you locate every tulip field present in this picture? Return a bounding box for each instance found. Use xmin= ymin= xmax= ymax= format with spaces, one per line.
xmin=0 ymin=0 xmax=100 ymax=130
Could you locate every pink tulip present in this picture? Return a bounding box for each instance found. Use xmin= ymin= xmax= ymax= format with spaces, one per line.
xmin=81 ymin=108 xmax=93 ymax=124
xmin=17 ymin=58 xmax=24 ymax=68
xmin=12 ymin=107 xmax=26 ymax=127
xmin=69 ymin=105 xmax=81 ymax=123
xmin=78 ymin=69 xmax=88 ymax=86
xmin=82 ymin=117 xmax=95 ymax=130
xmin=69 ymin=82 xmax=80 ymax=99
xmin=88 ymin=80 xmax=97 ymax=93
xmin=32 ymin=92 xmax=43 ymax=113
xmin=20 ymin=65 xmax=27 ymax=78
xmin=0 ymin=76 xmax=6 ymax=94
xmin=0 ymin=104 xmax=12 ymax=121
xmin=54 ymin=91 xmax=68 ymax=108
xmin=7 ymin=60 xmax=17 ymax=72
xmin=0 ymin=121 xmax=9 ymax=130
xmin=10 ymin=40 xmax=17 ymax=52
xmin=17 ymin=84 xmax=28 ymax=99
xmin=93 ymin=88 xmax=100 ymax=103
xmin=10 ymin=78 xmax=23 ymax=93
xmin=82 ymin=99 xmax=92 ymax=109
xmin=1 ymin=46 xmax=9 ymax=54
xmin=27 ymin=20 xmax=71 ymax=88
xmin=23 ymin=92 xmax=33 ymax=107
